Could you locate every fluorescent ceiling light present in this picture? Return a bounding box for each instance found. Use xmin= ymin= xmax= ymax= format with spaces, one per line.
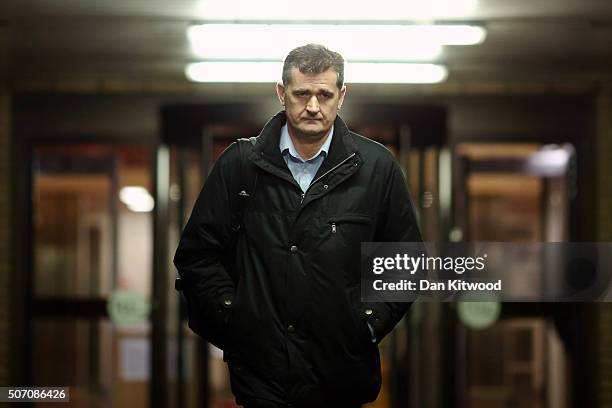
xmin=185 ymin=61 xmax=448 ymax=84
xmin=410 ymin=25 xmax=486 ymax=45
xmin=186 ymin=62 xmax=281 ymax=83
xmin=195 ymin=0 xmax=478 ymax=20
xmin=119 ymin=186 xmax=155 ymax=213
xmin=188 ymin=24 xmax=454 ymax=61
xmin=347 ymin=62 xmax=448 ymax=83
xmin=188 ymin=24 xmax=486 ymax=61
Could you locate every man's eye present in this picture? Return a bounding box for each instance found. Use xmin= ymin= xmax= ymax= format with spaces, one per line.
xmin=295 ymin=92 xmax=308 ymax=97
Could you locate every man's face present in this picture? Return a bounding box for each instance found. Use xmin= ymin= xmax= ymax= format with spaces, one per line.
xmin=277 ymin=68 xmax=346 ymax=140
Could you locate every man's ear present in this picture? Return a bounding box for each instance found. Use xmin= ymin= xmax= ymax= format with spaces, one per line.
xmin=338 ymin=85 xmax=347 ymax=110
xmin=276 ymin=82 xmax=286 ymax=106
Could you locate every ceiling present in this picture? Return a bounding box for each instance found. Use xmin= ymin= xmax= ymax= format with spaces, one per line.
xmin=1 ymin=0 xmax=612 ymax=87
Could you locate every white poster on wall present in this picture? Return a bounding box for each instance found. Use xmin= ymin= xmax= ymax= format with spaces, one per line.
xmin=120 ymin=338 xmax=150 ymax=381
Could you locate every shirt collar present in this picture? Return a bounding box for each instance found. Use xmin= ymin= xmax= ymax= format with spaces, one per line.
xmin=279 ymin=124 xmax=333 ymax=162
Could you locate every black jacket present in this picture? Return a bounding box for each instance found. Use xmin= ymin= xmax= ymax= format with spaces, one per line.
xmin=174 ymin=111 xmax=422 ymax=407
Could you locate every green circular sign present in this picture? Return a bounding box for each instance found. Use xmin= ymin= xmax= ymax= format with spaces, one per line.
xmin=107 ymin=290 xmax=151 ymax=326
xmin=457 ymin=301 xmax=501 ymax=330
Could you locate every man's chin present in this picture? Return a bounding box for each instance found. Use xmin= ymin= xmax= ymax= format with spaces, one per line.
xmin=297 ymin=124 xmax=328 ymax=137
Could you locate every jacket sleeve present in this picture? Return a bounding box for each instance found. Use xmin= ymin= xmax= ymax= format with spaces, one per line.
xmin=364 ymin=155 xmax=423 ymax=343
xmin=173 ymin=143 xmax=240 ymax=345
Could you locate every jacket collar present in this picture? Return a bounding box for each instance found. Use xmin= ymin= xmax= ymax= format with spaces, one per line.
xmin=251 ymin=111 xmax=359 ymax=174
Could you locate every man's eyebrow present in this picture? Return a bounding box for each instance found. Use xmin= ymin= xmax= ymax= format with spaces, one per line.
xmin=291 ymin=87 xmax=335 ymax=95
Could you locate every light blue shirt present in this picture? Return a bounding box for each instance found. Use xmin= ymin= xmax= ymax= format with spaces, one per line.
xmin=279 ymin=124 xmax=333 ymax=193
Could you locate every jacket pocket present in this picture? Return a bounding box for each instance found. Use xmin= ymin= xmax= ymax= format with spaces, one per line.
xmin=328 ymin=213 xmax=373 ymax=285
xmin=224 ymin=279 xmax=245 ymax=352
xmin=182 ymin=292 xmax=231 ymax=350
xmin=327 ymin=214 xmax=373 ymax=250
xmin=346 ymin=288 xmax=377 ymax=353
xmin=328 ymin=214 xmax=372 ymax=233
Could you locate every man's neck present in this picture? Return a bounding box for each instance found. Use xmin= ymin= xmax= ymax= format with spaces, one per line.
xmin=287 ymin=125 xmax=332 ymax=161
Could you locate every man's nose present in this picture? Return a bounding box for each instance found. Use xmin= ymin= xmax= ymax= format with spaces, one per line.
xmin=306 ymin=96 xmax=320 ymax=114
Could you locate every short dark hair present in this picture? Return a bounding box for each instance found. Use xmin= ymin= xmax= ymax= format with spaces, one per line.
xmin=282 ymin=44 xmax=345 ymax=89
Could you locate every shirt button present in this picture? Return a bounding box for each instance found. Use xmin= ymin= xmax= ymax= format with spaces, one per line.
xmin=287 ymin=325 xmax=295 ymax=333
xmin=290 ymin=245 xmax=298 ymax=253
xmin=365 ymin=309 xmax=373 ymax=316
xmin=223 ymin=299 xmax=232 ymax=307
xmin=323 ymin=184 xmax=329 ymax=189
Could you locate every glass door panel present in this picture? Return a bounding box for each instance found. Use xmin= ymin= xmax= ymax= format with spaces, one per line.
xmin=31 ymin=143 xmax=153 ymax=408
xmin=454 ymin=143 xmax=572 ymax=408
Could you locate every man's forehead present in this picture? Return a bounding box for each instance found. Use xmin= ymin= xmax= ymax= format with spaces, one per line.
xmin=288 ymin=67 xmax=339 ymax=89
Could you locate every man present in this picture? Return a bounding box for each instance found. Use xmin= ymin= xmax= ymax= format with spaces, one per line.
xmin=174 ymin=44 xmax=422 ymax=408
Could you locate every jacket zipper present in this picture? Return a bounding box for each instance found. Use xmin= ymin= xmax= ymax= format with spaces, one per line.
xmin=300 ymin=152 xmax=356 ymax=204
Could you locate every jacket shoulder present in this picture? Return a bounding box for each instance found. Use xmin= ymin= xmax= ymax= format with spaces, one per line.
xmin=217 ymin=140 xmax=241 ymax=164
xmin=211 ymin=141 xmax=244 ymax=178
xmin=217 ymin=136 xmax=259 ymax=166
xmin=349 ymin=131 xmax=398 ymax=165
